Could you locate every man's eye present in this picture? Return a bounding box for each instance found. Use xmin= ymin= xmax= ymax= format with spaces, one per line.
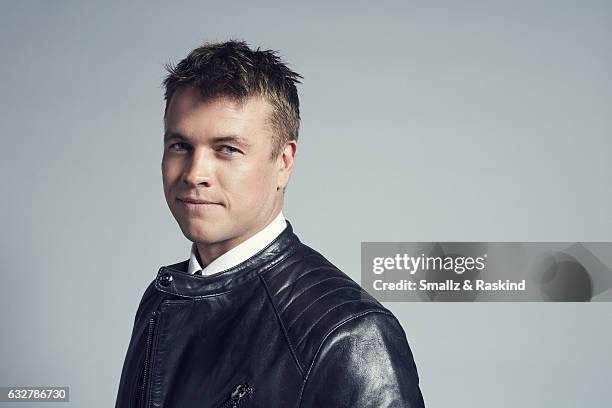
xmin=219 ymin=145 xmax=241 ymax=155
xmin=169 ymin=142 xmax=189 ymax=151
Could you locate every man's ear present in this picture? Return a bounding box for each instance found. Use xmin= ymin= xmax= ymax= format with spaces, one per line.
xmin=276 ymin=140 xmax=298 ymax=190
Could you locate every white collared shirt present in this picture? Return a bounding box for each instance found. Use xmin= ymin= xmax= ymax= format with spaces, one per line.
xmin=187 ymin=211 xmax=287 ymax=276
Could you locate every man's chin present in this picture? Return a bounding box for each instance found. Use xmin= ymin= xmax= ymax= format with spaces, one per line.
xmin=184 ymin=231 xmax=219 ymax=245
xmin=180 ymin=224 xmax=229 ymax=246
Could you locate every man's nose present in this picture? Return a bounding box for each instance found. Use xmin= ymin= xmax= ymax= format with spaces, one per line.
xmin=182 ymin=149 xmax=212 ymax=187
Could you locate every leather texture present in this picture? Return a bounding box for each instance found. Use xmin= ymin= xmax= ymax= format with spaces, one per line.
xmin=115 ymin=220 xmax=425 ymax=407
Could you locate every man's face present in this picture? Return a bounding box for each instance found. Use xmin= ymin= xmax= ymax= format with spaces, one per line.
xmin=162 ymin=86 xmax=294 ymax=253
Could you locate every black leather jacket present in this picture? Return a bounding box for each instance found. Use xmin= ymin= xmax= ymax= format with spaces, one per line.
xmin=115 ymin=221 xmax=425 ymax=407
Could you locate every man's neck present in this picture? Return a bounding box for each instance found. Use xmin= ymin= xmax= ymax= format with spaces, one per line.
xmin=195 ymin=209 xmax=284 ymax=270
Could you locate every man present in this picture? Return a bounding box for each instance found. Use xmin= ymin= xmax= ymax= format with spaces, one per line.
xmin=115 ymin=40 xmax=425 ymax=408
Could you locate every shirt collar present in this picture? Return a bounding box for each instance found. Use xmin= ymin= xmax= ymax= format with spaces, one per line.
xmin=187 ymin=211 xmax=287 ymax=276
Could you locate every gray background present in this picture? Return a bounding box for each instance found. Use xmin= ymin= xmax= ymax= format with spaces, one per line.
xmin=1 ymin=0 xmax=610 ymax=407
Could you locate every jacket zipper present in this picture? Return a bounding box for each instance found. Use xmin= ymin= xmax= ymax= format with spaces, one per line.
xmin=138 ymin=311 xmax=158 ymax=408
xmin=217 ymin=383 xmax=253 ymax=408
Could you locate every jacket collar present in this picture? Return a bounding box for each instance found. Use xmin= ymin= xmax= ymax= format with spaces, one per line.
xmin=154 ymin=220 xmax=300 ymax=298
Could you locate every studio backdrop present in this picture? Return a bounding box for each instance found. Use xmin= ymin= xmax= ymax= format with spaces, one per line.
xmin=1 ymin=1 xmax=610 ymax=407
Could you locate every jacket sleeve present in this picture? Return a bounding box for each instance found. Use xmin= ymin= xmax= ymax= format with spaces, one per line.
xmin=298 ymin=311 xmax=425 ymax=408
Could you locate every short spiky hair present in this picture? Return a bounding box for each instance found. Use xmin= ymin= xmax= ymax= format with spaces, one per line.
xmin=163 ymin=40 xmax=302 ymax=159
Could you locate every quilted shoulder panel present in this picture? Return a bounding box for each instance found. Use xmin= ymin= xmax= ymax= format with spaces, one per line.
xmin=261 ymin=242 xmax=389 ymax=372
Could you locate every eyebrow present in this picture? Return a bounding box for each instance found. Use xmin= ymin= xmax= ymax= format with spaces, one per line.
xmin=163 ymin=132 xmax=252 ymax=148
xmin=211 ymin=135 xmax=252 ymax=148
xmin=163 ymin=131 xmax=189 ymax=143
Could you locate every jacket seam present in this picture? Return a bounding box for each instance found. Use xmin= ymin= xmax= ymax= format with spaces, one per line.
xmin=279 ymin=276 xmax=349 ymax=315
xmin=258 ymin=272 xmax=306 ymax=378
xmin=276 ymin=262 xmax=336 ymax=294
xmin=264 ymin=252 xmax=323 ymax=287
xmin=287 ymin=286 xmax=363 ymax=331
xmin=296 ymin=309 xmax=395 ymax=408
xmin=294 ymin=298 xmax=381 ymax=349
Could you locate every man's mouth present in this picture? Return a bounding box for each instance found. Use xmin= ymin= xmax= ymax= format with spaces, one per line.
xmin=178 ymin=197 xmax=219 ymax=205
xmin=177 ymin=197 xmax=222 ymax=210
